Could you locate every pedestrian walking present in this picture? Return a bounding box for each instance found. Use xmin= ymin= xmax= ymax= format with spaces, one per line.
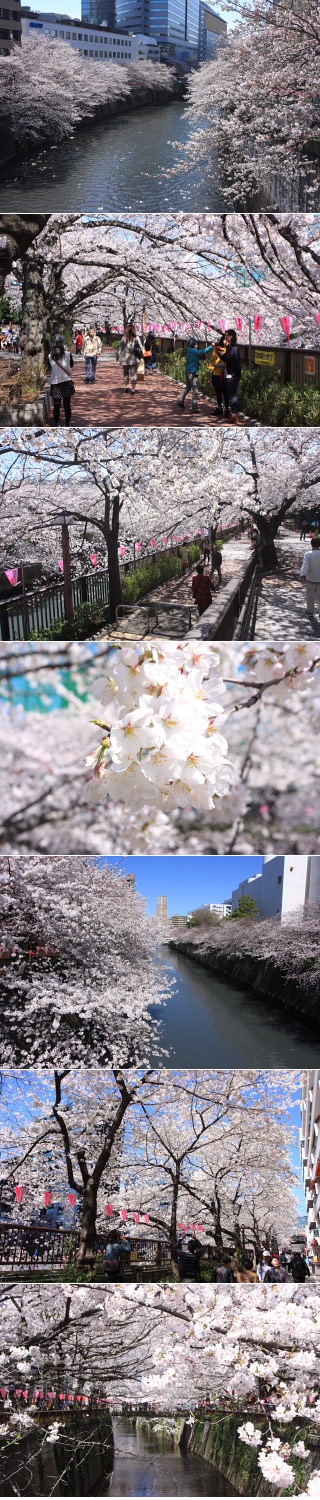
xmin=203 ymin=537 xmax=210 ymax=565
xmin=117 ymin=323 xmax=144 ymax=394
xmin=181 ymin=543 xmax=189 ymax=572
xmin=209 ymin=337 xmax=228 ymax=416
xmin=300 ymin=535 xmax=320 ymax=616
xmin=192 ymin=561 xmax=214 ymax=616
xmin=84 ymin=327 xmax=102 ymax=383
xmin=288 ymin=1251 xmax=310 ymax=1284
xmin=178 ymin=337 xmax=212 ymax=414
xmin=143 ymin=332 xmax=155 ymax=372
xmin=176 ymin=1235 xmax=202 ymax=1281
xmin=263 ymin=1255 xmax=291 ymax=1283
xmin=75 ymin=330 xmax=84 ymax=355
xmin=104 ymin=1230 xmax=126 ymax=1281
xmin=222 ymin=330 xmax=242 ymax=424
xmin=211 ymin=543 xmax=222 ymax=584
xmin=212 ymin=1254 xmax=236 ymax=1283
xmin=257 ymin=1250 xmax=272 ymax=1281
xmin=49 ymin=335 xmax=75 ymax=427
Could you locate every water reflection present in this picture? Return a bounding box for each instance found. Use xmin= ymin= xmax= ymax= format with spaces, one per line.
xmin=0 ymin=100 xmax=227 ymax=211
xmin=105 ymin=1418 xmax=239 ymax=1496
xmin=149 ymin=946 xmax=320 ymax=1067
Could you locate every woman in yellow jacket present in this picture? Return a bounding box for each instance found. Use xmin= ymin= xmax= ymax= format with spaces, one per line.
xmin=209 ymin=338 xmax=227 ymax=417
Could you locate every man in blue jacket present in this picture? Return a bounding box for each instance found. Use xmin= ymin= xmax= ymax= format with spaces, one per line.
xmin=179 ymin=337 xmax=212 ymax=414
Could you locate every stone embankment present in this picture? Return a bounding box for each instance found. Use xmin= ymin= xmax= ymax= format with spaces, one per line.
xmin=134 ymin=1413 xmax=320 ymax=1496
xmin=0 ymin=76 xmax=184 ymax=169
xmin=167 ymin=930 xmax=319 ymax=1024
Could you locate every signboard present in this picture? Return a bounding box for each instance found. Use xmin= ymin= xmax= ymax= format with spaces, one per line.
xmin=305 ymin=355 xmax=316 ymax=376
xmin=255 ymin=349 xmax=276 ymax=366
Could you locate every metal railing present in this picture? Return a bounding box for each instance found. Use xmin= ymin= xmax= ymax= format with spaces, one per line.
xmin=0 ymin=1221 xmax=170 ymax=1270
xmin=0 ymin=543 xmax=185 ymax=642
xmin=234 ymin=565 xmax=261 ymax=639
xmin=115 ymin=601 xmax=193 ymax=634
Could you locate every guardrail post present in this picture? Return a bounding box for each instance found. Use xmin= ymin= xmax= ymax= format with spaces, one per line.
xmin=0 ymin=602 xmax=10 ymax=640
xmin=62 ymin=520 xmax=74 ymax=622
xmin=21 ymin=564 xmax=30 ymax=640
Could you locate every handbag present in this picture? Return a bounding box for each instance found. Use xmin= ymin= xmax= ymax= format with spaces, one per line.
xmin=51 ymin=355 xmax=75 ymax=395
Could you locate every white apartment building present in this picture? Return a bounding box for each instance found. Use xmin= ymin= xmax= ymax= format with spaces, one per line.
xmin=21 ymin=10 xmax=160 ymax=57
xmin=300 ymin=1072 xmax=320 ymax=1242
xmin=231 ymin=855 xmax=320 ymax=921
xmin=187 ymin=901 xmax=232 ymax=922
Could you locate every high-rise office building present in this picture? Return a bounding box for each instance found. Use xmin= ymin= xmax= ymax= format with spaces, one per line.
xmin=81 ymin=0 xmax=115 ymax=26
xmin=115 ymin=0 xmax=226 ymax=58
xmin=231 ymin=855 xmax=320 ymax=921
xmin=157 ymin=895 xmax=169 ymax=923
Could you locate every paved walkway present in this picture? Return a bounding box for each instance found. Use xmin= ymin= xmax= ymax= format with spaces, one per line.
xmin=50 ymin=352 xmax=252 ymax=429
xmin=255 ymin=530 xmax=320 ymax=640
xmin=97 ymin=539 xmax=252 ymax=639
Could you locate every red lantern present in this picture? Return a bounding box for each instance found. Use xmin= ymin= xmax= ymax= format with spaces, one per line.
xmin=16 ymin=1186 xmax=23 ymax=1203
xmin=45 ymin=1192 xmax=51 ymax=1207
xmin=69 ymin=1194 xmax=76 ymax=1208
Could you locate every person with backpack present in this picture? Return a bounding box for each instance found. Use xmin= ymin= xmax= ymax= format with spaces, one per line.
xmin=288 ymin=1251 xmax=311 ymax=1284
xmin=178 ymin=337 xmax=212 ymax=414
xmin=49 ymin=335 xmax=75 ymax=427
xmin=212 ymin=1254 xmax=236 ymax=1283
xmin=176 ymin=1234 xmax=202 ymax=1281
xmin=192 ymin=561 xmax=214 ymax=617
xmin=104 ymin=1229 xmax=129 ymax=1281
xmin=117 ymin=323 xmax=144 ymax=395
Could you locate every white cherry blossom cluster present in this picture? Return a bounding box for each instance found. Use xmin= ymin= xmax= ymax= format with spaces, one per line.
xmin=85 ymin=643 xmax=234 ymax=814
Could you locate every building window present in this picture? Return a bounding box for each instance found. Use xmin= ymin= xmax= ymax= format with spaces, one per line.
xmin=66 ymin=29 xmax=70 ymax=35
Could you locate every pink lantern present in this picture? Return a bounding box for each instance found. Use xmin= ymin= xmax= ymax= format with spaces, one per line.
xmin=151 ymin=540 xmax=156 ymax=548
xmin=121 ymin=1209 xmax=127 ymax=1222
xmin=16 ymin=1186 xmax=23 ymax=1203
xmin=58 ymin=560 xmax=64 ymax=573
xmin=120 ymin=547 xmax=126 ymax=557
xmin=173 ymin=535 xmax=178 ymax=542
xmin=164 ymin=536 xmax=169 ymax=545
xmin=220 ymin=319 xmax=227 ymax=333
xmin=91 ymin=554 xmax=97 ymax=566
xmin=317 ymin=313 xmax=320 ymax=327
xmin=136 ymin=542 xmax=141 ymax=553
xmin=237 ymin=317 xmax=243 ymax=334
xmin=45 ymin=1192 xmax=51 ymax=1207
xmin=281 ymin=316 xmax=292 ymax=343
xmin=107 ymin=1203 xmax=113 ymax=1216
xmin=144 ymin=1214 xmax=150 ymax=1224
xmin=5 ymin=568 xmax=19 ymax=586
xmin=134 ymin=1212 xmax=139 ymax=1223
xmin=69 ymin=1194 xmax=76 ymax=1208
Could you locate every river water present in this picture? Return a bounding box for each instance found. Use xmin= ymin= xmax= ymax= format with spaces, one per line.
xmin=0 ymin=99 xmax=226 ymax=210
xmin=150 ymin=946 xmax=320 ymax=1067
xmin=106 ymin=1418 xmax=239 ymax=1495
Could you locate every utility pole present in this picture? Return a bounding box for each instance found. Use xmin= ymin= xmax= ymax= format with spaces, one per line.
xmin=61 ymin=515 xmax=74 ymax=622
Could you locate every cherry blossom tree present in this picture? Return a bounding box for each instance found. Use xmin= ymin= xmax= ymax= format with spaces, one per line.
xmin=1 ymin=427 xmax=320 ymax=607
xmin=0 ymin=854 xmax=169 ymax=1069
xmin=179 ymin=10 xmax=320 ymax=207
xmin=1 ymin=213 xmax=320 ymax=388
xmin=0 ymin=1283 xmax=320 ymax=1495
xmin=0 ymin=40 xmax=176 ymax=149
xmin=0 ymin=1067 xmax=299 ymax=1265
xmin=0 ymin=640 xmax=319 ymax=859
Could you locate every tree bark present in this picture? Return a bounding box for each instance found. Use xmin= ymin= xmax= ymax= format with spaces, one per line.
xmin=77 ymin=1180 xmax=98 ymax=1268
xmin=107 ymin=532 xmax=123 ymax=622
xmin=20 ymin=251 xmax=52 ymax=387
xmin=0 ymin=215 xmax=49 ymax=294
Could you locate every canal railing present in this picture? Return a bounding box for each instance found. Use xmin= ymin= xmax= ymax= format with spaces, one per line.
xmin=0 ymin=1221 xmax=171 ymax=1270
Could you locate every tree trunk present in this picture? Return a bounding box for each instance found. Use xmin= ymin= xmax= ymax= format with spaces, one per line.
xmin=0 ymin=215 xmax=49 ymax=294
xmin=77 ymin=1181 xmax=98 ymax=1268
xmin=107 ymin=533 xmax=123 ymax=622
xmin=256 ymin=514 xmax=280 ymax=569
xmin=20 ymin=251 xmax=52 ymax=388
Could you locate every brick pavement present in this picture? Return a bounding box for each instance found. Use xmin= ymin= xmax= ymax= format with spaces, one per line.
xmin=47 ymin=354 xmax=251 ymax=429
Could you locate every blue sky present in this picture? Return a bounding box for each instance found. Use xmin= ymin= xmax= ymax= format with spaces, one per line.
xmin=104 ymin=855 xmax=264 ymax=916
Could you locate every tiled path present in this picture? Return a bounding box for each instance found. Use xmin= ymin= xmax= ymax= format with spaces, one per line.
xmin=49 ymin=353 xmax=251 ymax=429
xmin=255 ymin=531 xmax=320 ymax=640
xmin=97 ymin=539 xmax=252 ymax=639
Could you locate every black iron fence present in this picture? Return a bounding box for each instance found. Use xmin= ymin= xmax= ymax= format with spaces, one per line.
xmin=0 ymin=1221 xmax=170 ymax=1270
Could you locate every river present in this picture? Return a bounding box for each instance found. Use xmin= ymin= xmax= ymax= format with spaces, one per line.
xmin=0 ymin=99 xmax=227 ymax=210
xmin=149 ymin=946 xmax=320 ymax=1067
xmin=106 ymin=1418 xmax=239 ymax=1495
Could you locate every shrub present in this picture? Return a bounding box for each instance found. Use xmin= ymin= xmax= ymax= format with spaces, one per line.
xmin=237 ymin=366 xmax=320 ymax=426
xmin=30 ymin=600 xmax=108 ymax=640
